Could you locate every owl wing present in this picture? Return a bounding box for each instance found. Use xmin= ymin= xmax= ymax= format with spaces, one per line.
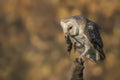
xmin=84 ymin=22 xmax=105 ymax=60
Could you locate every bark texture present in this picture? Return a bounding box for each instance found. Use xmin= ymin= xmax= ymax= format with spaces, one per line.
xmin=69 ymin=58 xmax=84 ymax=80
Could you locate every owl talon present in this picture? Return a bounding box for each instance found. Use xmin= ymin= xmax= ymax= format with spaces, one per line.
xmin=79 ymin=56 xmax=85 ymax=62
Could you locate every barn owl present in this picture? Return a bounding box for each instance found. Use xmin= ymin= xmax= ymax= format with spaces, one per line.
xmin=60 ymin=16 xmax=105 ymax=62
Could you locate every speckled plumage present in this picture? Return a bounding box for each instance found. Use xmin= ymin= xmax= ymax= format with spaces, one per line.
xmin=60 ymin=16 xmax=105 ymax=62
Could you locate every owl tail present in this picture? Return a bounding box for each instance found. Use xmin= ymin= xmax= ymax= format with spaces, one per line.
xmin=98 ymin=49 xmax=105 ymax=61
xmin=85 ymin=50 xmax=105 ymax=62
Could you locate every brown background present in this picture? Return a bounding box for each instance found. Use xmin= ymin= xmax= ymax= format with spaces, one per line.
xmin=0 ymin=0 xmax=120 ymax=80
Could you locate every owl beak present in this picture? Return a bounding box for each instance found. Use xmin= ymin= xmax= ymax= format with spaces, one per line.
xmin=65 ymin=26 xmax=72 ymax=37
xmin=65 ymin=32 xmax=69 ymax=38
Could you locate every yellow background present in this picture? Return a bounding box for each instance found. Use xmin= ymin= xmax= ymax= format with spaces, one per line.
xmin=0 ymin=0 xmax=120 ymax=80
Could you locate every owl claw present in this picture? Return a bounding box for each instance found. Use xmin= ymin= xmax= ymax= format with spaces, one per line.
xmin=79 ymin=55 xmax=85 ymax=62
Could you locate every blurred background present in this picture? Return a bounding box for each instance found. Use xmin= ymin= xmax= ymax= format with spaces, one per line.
xmin=0 ymin=0 xmax=120 ymax=80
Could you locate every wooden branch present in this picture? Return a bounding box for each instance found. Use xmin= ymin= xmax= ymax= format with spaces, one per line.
xmin=69 ymin=58 xmax=84 ymax=80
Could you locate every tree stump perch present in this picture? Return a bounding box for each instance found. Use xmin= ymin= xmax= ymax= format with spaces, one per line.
xmin=69 ymin=58 xmax=84 ymax=80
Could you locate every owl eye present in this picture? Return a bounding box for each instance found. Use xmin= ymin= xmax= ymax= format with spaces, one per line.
xmin=68 ymin=26 xmax=73 ymax=31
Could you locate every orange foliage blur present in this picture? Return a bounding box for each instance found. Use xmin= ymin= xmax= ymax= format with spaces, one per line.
xmin=0 ymin=0 xmax=120 ymax=80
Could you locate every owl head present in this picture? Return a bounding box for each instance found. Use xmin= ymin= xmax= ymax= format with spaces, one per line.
xmin=60 ymin=17 xmax=79 ymax=37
